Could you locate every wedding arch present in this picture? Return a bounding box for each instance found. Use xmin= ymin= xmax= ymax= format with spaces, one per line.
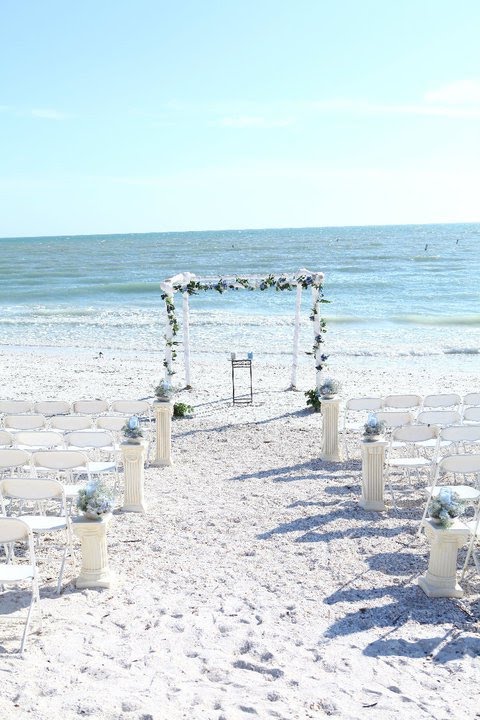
xmin=159 ymin=269 xmax=328 ymax=389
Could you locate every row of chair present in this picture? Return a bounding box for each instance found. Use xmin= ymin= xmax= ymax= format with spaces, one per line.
xmin=0 ymin=399 xmax=152 ymax=418
xmin=0 ymin=415 xmax=129 ymax=434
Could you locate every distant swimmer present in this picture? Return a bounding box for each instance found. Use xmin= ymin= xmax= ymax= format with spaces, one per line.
xmin=456 ymin=239 xmax=459 ymax=244
xmin=424 ymin=244 xmax=428 ymax=251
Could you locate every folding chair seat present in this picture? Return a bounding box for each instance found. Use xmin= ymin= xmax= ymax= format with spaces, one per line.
xmin=0 ymin=479 xmax=72 ymax=594
xmin=422 ymin=393 xmax=462 ymax=411
xmin=418 ymin=454 xmax=480 ymax=536
xmin=33 ymin=401 xmax=71 ymax=417
xmin=50 ymin=415 xmax=94 ymax=432
xmin=14 ymin=431 xmax=65 ymax=452
xmin=4 ymin=414 xmax=46 ymax=431
xmin=384 ymin=425 xmax=438 ymax=508
xmin=32 ymin=450 xmax=90 ymax=503
xmin=0 ymin=516 xmax=41 ymax=654
xmin=342 ymin=397 xmax=384 ymax=459
xmin=72 ymin=400 xmax=109 ymax=416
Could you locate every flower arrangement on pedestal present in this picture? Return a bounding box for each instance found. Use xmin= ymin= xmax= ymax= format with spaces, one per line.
xmin=122 ymin=415 xmax=144 ymax=443
xmin=154 ymin=379 xmax=174 ymax=402
xmin=428 ymin=489 xmax=464 ymax=528
xmin=77 ymin=481 xmax=114 ymax=520
xmin=363 ymin=414 xmax=386 ymax=440
xmin=318 ymin=378 xmax=341 ymax=399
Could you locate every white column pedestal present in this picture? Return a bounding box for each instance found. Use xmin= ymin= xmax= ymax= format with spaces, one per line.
xmin=72 ymin=514 xmax=112 ymax=589
xmin=152 ymin=401 xmax=173 ymax=467
xmin=418 ymin=519 xmax=470 ymax=598
xmin=360 ymin=439 xmax=389 ymax=511
xmin=321 ymin=398 xmax=341 ymax=462
xmin=121 ymin=441 xmax=147 ymax=513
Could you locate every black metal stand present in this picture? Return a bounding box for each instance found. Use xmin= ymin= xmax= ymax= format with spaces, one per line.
xmin=231 ymin=359 xmax=253 ymax=405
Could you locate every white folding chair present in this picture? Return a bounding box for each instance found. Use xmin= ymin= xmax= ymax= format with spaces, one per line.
xmin=342 ymin=397 xmax=384 ymax=459
xmin=14 ymin=431 xmax=65 ymax=452
xmin=418 ymin=454 xmax=480 ymax=536
xmin=33 ymin=401 xmax=71 ymax=417
xmin=72 ymin=400 xmax=109 ymax=416
xmin=422 ymin=393 xmax=462 ymax=411
xmin=385 ymin=425 xmax=438 ymax=508
xmin=64 ymin=431 xmax=118 ymax=488
xmin=376 ymin=411 xmax=413 ymax=448
xmin=32 ymin=450 xmax=91 ymax=503
xmin=50 ymin=415 xmax=94 ymax=432
xmin=0 ymin=478 xmax=72 ymax=594
xmin=462 ymin=392 xmax=480 ymax=408
xmin=462 ymin=407 xmax=480 ymax=426
xmin=0 ymin=517 xmax=41 ymax=655
xmin=460 ymin=500 xmax=480 ymax=582
xmin=4 ymin=414 xmax=46 ymax=431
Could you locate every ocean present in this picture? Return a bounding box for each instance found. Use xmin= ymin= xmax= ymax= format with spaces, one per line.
xmin=1 ymin=224 xmax=479 ymax=376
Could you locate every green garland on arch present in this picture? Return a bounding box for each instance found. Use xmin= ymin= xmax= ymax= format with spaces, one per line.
xmin=161 ymin=273 xmax=328 ymax=377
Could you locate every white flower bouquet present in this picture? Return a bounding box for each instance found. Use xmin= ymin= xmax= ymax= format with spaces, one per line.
xmin=428 ymin=489 xmax=464 ymax=528
xmin=122 ymin=415 xmax=144 ymax=440
xmin=363 ymin=414 xmax=386 ymax=438
xmin=154 ymin=379 xmax=174 ymax=401
xmin=319 ymin=378 xmax=341 ymax=398
xmin=77 ymin=481 xmax=114 ymax=520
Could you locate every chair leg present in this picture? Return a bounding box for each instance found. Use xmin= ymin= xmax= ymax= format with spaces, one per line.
xmin=20 ymin=590 xmax=36 ymax=655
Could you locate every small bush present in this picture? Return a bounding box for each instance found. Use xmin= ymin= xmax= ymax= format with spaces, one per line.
xmin=305 ymin=388 xmax=321 ymax=412
xmin=173 ymin=402 xmax=194 ymax=418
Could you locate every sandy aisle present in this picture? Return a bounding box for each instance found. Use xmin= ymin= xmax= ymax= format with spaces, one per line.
xmin=0 ymin=349 xmax=479 ymax=720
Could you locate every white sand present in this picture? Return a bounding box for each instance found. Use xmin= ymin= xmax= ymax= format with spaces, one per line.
xmin=0 ymin=348 xmax=479 ymax=720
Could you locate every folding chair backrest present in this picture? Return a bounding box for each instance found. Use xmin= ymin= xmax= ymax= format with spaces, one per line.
xmin=463 ymin=392 xmax=480 ymax=407
xmin=345 ymin=398 xmax=384 ymax=412
xmin=15 ymin=431 xmax=64 ymax=449
xmin=376 ymin=411 xmax=413 ymax=428
xmin=0 ymin=430 xmax=14 ymax=447
xmin=110 ymin=400 xmax=151 ymax=416
xmin=4 ymin=414 xmax=46 ymax=431
xmin=463 ymin=407 xmax=480 ymax=424
xmin=0 ymin=448 xmax=31 ymax=470
xmin=34 ymin=401 xmax=71 ymax=416
xmin=73 ymin=400 xmax=109 ymax=415
xmin=96 ymin=416 xmax=128 ymax=432
xmin=64 ymin=431 xmax=113 ymax=449
xmin=32 ymin=450 xmax=89 ymax=471
xmin=50 ymin=415 xmax=94 ymax=432
xmin=383 ymin=394 xmax=422 ymax=410
xmin=392 ymin=424 xmax=437 ymax=443
xmin=0 ymin=477 xmax=65 ymax=502
xmin=0 ymin=400 xmax=33 ymax=415
xmin=440 ymin=425 xmax=480 ymax=443
xmin=417 ymin=410 xmax=461 ymax=427
xmin=0 ymin=516 xmax=31 ymax=544
xmin=422 ymin=393 xmax=462 ymax=409
xmin=439 ymin=454 xmax=480 ymax=475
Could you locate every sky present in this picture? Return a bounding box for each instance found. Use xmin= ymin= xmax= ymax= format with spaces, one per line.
xmin=1 ymin=0 xmax=480 ymax=237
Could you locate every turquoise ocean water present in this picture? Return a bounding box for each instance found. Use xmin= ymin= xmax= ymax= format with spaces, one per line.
xmin=1 ymin=224 xmax=479 ymax=372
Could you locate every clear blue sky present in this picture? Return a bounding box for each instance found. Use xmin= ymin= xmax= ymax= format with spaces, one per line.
xmin=2 ymin=0 xmax=480 ymax=236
